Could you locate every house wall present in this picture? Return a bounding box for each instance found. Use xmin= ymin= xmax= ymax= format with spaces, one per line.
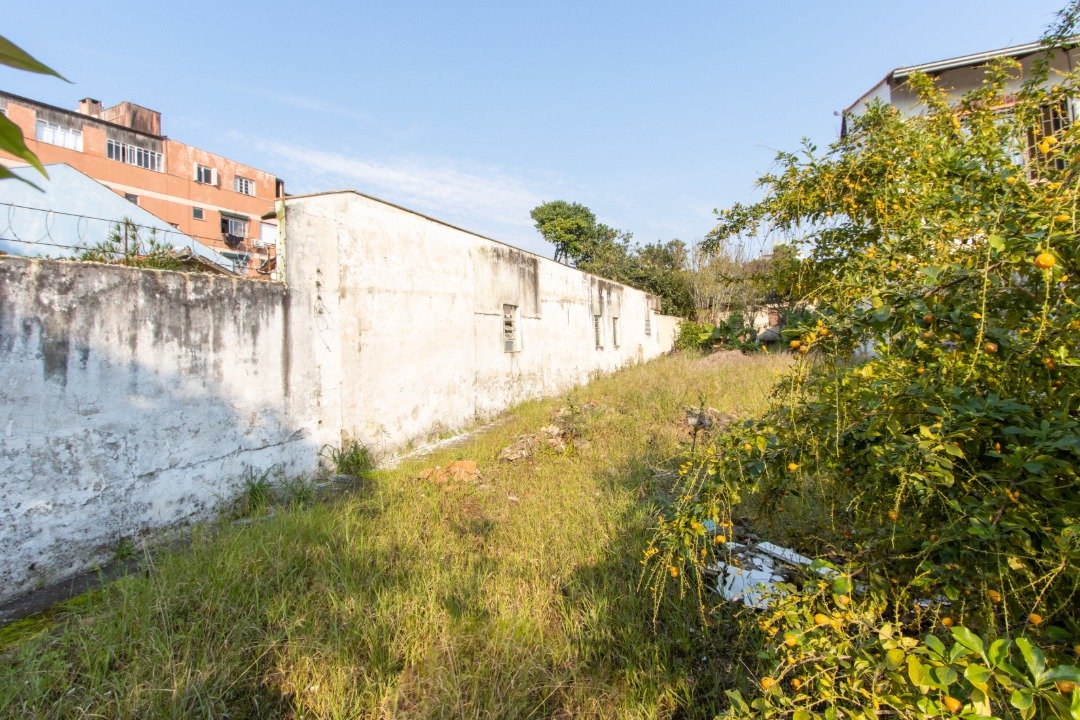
xmin=0 ymin=257 xmax=316 ymax=601
xmin=887 ymin=47 xmax=1080 ymax=116
xmin=0 ymin=93 xmax=280 ymax=275
xmin=282 ymin=191 xmax=677 ymax=454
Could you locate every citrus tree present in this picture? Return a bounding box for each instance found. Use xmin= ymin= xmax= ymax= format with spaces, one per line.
xmin=646 ymin=44 xmax=1080 ymax=720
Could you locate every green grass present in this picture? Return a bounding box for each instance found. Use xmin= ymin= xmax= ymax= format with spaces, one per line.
xmin=0 ymin=352 xmax=789 ymax=719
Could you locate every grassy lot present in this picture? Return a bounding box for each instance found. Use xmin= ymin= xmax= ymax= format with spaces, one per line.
xmin=0 ymin=352 xmax=789 ymax=720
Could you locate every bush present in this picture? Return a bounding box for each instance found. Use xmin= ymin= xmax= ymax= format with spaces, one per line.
xmin=646 ymin=49 xmax=1080 ymax=718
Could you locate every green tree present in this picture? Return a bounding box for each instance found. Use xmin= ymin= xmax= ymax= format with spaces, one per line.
xmin=0 ymin=35 xmax=66 ymax=187
xmin=529 ymin=200 xmax=598 ymax=264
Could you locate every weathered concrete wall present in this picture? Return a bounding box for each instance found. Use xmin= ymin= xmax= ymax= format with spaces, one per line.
xmin=282 ymin=191 xmax=677 ymax=454
xmin=0 ymin=193 xmax=684 ymax=604
xmin=0 ymin=257 xmax=315 ymax=600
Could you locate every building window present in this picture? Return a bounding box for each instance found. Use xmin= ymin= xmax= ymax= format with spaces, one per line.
xmin=194 ymin=164 xmax=216 ymax=185
xmin=106 ymin=138 xmax=162 ymax=171
xmin=1027 ymin=101 xmax=1070 ymax=177
xmin=123 ymin=193 xmax=139 ymax=205
xmin=612 ymin=316 xmax=620 ymax=348
xmin=594 ymin=315 xmax=603 ymax=349
xmin=35 ymin=119 xmax=83 ymax=151
xmin=222 ymin=216 xmax=248 ymax=238
xmin=192 ymin=207 xmax=204 ymax=220
xmin=645 ymin=308 xmax=652 ymax=336
xmin=233 ymin=176 xmax=255 ymax=195
xmin=503 ymin=304 xmax=520 ymax=352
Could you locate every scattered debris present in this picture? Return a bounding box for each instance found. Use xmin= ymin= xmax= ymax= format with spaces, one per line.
xmin=705 ymin=530 xmax=834 ymax=609
xmin=418 ymin=460 xmax=481 ymax=486
xmin=498 ymin=401 xmax=599 ymax=461
xmin=684 ymin=407 xmax=738 ymax=433
xmin=507 ymin=494 xmax=520 ymax=504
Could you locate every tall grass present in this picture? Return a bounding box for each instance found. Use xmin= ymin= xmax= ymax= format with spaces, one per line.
xmin=0 ymin=352 xmax=788 ymax=719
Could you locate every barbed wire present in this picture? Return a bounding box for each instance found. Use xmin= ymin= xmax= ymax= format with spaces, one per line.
xmin=0 ymin=202 xmax=271 ymax=274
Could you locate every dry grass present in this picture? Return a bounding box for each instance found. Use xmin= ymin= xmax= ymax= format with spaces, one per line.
xmin=0 ymin=352 xmax=789 ymax=720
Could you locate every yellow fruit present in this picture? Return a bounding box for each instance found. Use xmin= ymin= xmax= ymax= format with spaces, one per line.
xmin=668 ymin=566 xmax=679 ymax=578
xmin=986 ymin=589 xmax=1002 ymax=604
xmin=917 ymin=367 xmax=925 ymax=375
xmin=1057 ymin=680 xmax=1076 ymax=693
xmin=1034 ymin=252 xmax=1057 ymax=270
xmin=790 ymin=339 xmax=801 ymax=349
xmin=788 ymin=462 xmax=799 ymax=472
xmin=943 ymin=695 xmax=963 ymax=714
xmin=743 ymin=443 xmax=752 ymax=451
xmin=760 ymin=676 xmax=776 ymax=690
xmin=923 ymin=313 xmax=934 ymax=325
xmin=1044 ymin=357 xmax=1057 ymax=370
xmin=941 ymin=616 xmax=954 ymax=628
xmin=994 ymin=442 xmax=1002 ymax=452
xmin=888 ymin=510 xmax=899 ymax=522
xmin=1038 ymin=140 xmax=1051 ymax=154
xmin=791 ymin=677 xmax=804 ymax=690
xmin=1029 ymin=612 xmax=1043 ymax=625
xmin=784 ymin=633 xmax=798 ymax=647
xmin=799 ymin=345 xmax=809 ymax=355
xmin=1006 ymin=175 xmax=1019 ymax=185
xmin=865 ymin=247 xmax=877 ymax=258
xmin=1054 ymin=213 xmax=1071 ymax=223
xmin=714 ymin=534 xmax=727 ymax=545
xmin=984 ymin=342 xmax=999 ymax=354
xmin=814 ymin=613 xmax=830 ymax=626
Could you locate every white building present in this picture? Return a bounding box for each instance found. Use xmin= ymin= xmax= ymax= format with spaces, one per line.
xmin=843 ymin=39 xmax=1079 ymax=148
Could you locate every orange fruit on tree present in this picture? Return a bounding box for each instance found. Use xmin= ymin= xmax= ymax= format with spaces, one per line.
xmin=943 ymin=696 xmax=963 ymax=714
xmin=784 ymin=632 xmax=798 ymax=647
xmin=1057 ymin=680 xmax=1076 ymax=693
xmin=1054 ymin=213 xmax=1071 ymax=223
xmin=760 ymin=676 xmax=776 ymax=690
xmin=813 ymin=613 xmax=831 ymax=626
xmin=791 ymin=677 xmax=804 ymax=690
xmin=1034 ymin=252 xmax=1056 ymax=270
xmin=790 ymin=339 xmax=801 ymax=349
xmin=1029 ymin=612 xmax=1043 ymax=625
xmin=986 ymin=589 xmax=1002 ymax=604
xmin=888 ymin=510 xmax=899 ymax=522
xmin=984 ymin=342 xmax=999 ymax=354
xmin=941 ymin=616 xmax=954 ymax=628
xmin=788 ymin=462 xmax=799 ymax=472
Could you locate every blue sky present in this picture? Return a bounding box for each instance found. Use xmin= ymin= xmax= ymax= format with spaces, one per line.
xmin=2 ymin=1 xmax=1067 ymax=257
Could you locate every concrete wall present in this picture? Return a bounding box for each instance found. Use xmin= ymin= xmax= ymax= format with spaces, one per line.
xmin=0 ymin=257 xmax=315 ymax=600
xmin=282 ymin=191 xmax=676 ymax=454
xmin=0 ymin=192 xmax=681 ymax=603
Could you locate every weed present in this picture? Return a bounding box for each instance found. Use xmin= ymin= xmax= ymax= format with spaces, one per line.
xmin=0 ymin=354 xmax=788 ymax=718
xmin=321 ymin=442 xmax=375 ymax=478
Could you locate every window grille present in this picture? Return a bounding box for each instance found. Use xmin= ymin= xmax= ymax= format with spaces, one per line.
xmin=503 ymin=304 xmax=519 ymax=352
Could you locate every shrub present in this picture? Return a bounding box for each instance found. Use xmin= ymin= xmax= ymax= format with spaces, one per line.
xmin=646 ymin=47 xmax=1080 ymax=718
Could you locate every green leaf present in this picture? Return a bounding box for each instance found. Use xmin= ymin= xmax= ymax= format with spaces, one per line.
xmin=925 ymin=633 xmax=947 ymax=658
xmin=988 ymin=639 xmax=1012 ymax=669
xmin=965 ymin=663 xmax=991 ymax=692
xmin=951 ymin=626 xmax=986 ymax=658
xmin=724 ymin=689 xmax=750 ymax=713
xmin=1010 ymin=688 xmax=1033 ymax=709
xmin=887 ymin=648 xmax=906 ymax=669
xmin=0 ymin=35 xmax=67 ymax=79
xmin=1015 ymin=637 xmax=1045 ymax=682
xmin=1044 ymin=665 xmax=1080 ymax=683
xmin=0 ymin=113 xmax=47 ymax=179
xmin=793 ymin=711 xmax=811 ymax=720
xmin=933 ymin=666 xmax=958 ymax=687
